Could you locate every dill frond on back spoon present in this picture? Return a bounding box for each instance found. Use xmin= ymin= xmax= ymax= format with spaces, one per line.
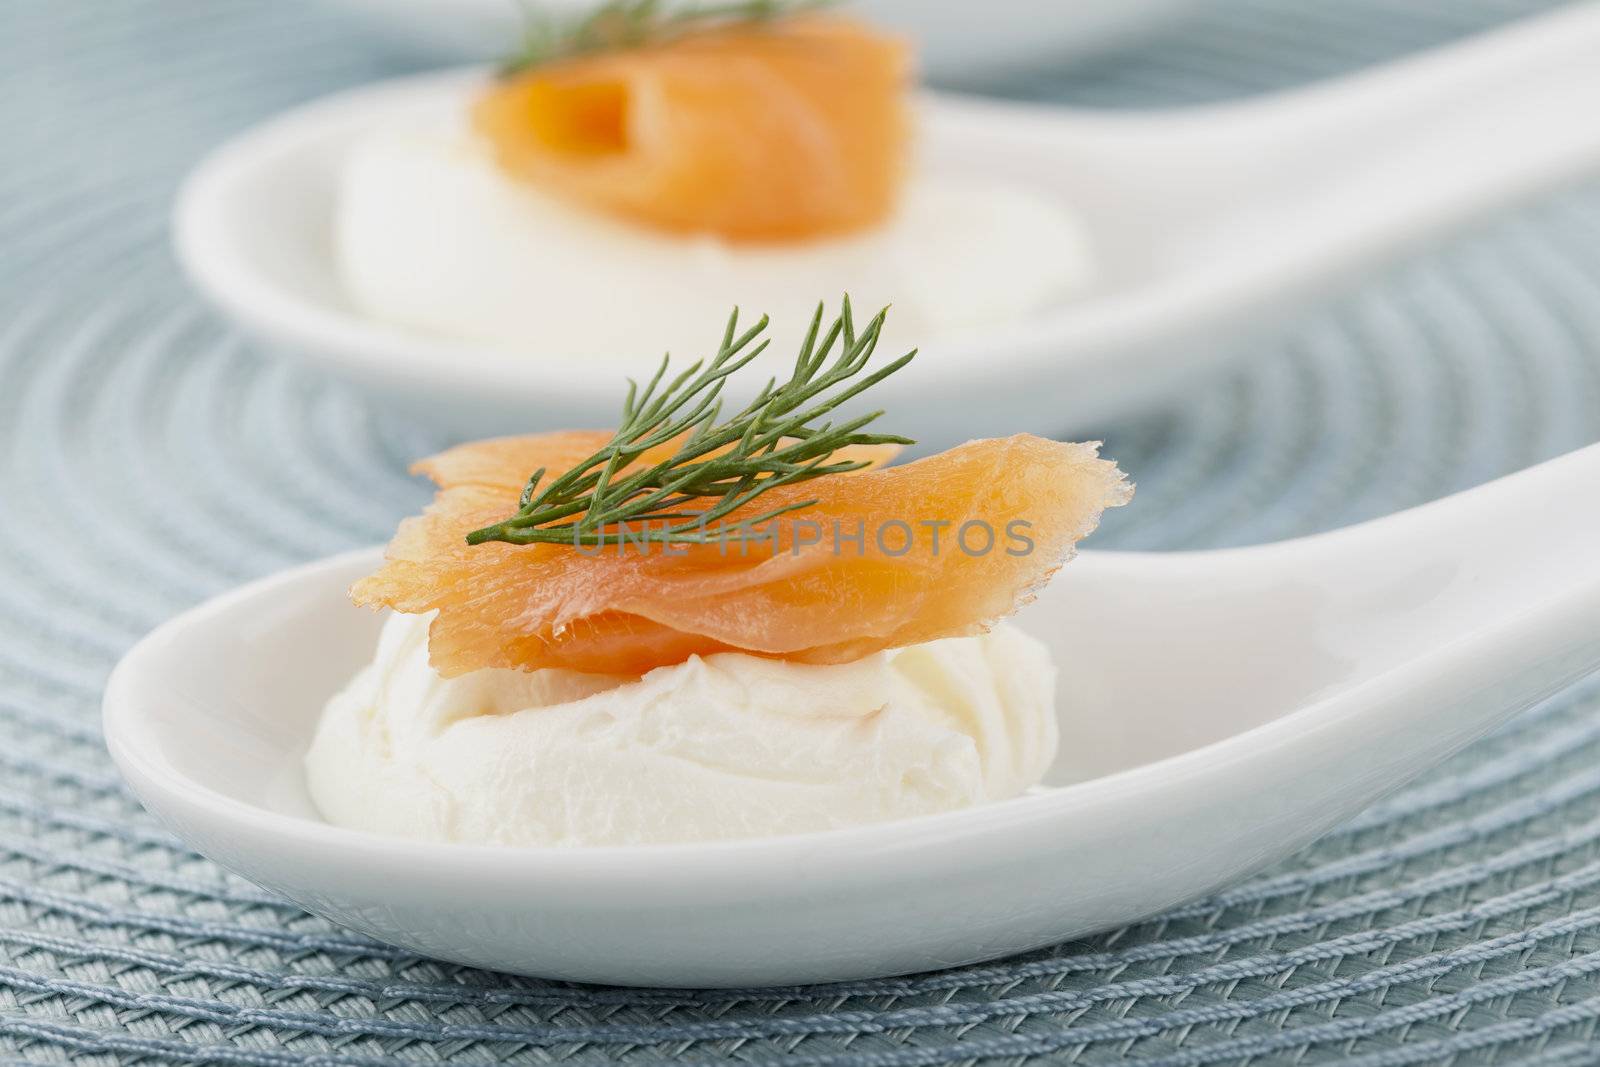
xmin=502 ymin=0 xmax=833 ymax=76
xmin=465 ymin=299 xmax=915 ymax=548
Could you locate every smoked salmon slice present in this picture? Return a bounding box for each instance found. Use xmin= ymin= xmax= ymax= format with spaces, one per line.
xmin=352 ymin=432 xmax=1131 ymax=677
xmin=473 ymin=15 xmax=911 ymax=242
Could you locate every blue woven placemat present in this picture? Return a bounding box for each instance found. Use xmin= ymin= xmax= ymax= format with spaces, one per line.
xmin=4 ymin=0 xmax=1600 ymax=1062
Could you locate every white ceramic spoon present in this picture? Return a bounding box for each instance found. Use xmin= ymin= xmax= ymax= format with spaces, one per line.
xmin=104 ymin=442 xmax=1600 ymax=988
xmin=176 ymin=4 xmax=1600 ymax=449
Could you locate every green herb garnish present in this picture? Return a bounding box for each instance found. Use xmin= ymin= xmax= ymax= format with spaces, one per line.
xmin=466 ymin=299 xmax=915 ymax=547
xmin=501 ymin=0 xmax=830 ymax=76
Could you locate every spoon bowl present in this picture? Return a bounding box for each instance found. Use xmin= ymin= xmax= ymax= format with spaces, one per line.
xmin=176 ymin=4 xmax=1600 ymax=450
xmin=103 ymin=444 xmax=1600 ymax=987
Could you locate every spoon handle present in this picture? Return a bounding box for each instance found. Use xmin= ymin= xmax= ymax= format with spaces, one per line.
xmin=1299 ymin=442 xmax=1600 ymax=698
xmin=1112 ymin=2 xmax=1600 ymax=331
xmin=926 ymin=3 xmax=1600 ymax=307
xmin=1197 ymin=1 xmax=1600 ymax=221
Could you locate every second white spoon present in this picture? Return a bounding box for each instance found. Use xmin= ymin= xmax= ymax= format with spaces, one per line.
xmin=176 ymin=3 xmax=1600 ymax=447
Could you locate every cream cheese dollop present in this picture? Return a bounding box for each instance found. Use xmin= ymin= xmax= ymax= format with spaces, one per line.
xmin=305 ymin=611 xmax=1059 ymax=846
xmin=335 ymin=124 xmax=1095 ymax=361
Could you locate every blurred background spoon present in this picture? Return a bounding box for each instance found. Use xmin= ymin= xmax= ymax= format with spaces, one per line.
xmin=177 ymin=2 xmax=1600 ymax=448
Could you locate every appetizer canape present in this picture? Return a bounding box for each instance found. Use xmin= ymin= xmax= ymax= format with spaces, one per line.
xmin=336 ymin=1 xmax=1093 ymax=361
xmin=307 ymin=302 xmax=1129 ymax=845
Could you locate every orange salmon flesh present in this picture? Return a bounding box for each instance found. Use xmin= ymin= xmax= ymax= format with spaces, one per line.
xmin=474 ymin=15 xmax=912 ymax=242
xmin=353 ymin=433 xmax=1132 ymax=677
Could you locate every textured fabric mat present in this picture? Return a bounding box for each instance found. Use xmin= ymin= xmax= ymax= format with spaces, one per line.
xmin=4 ymin=0 xmax=1600 ymax=1063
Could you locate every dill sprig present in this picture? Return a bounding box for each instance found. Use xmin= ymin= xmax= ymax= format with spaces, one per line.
xmin=501 ymin=0 xmax=829 ymax=76
xmin=465 ymin=299 xmax=915 ymax=547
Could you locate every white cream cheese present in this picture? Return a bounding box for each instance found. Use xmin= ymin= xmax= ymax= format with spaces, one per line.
xmin=305 ymin=611 xmax=1059 ymax=846
xmin=335 ymin=124 xmax=1095 ymax=361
